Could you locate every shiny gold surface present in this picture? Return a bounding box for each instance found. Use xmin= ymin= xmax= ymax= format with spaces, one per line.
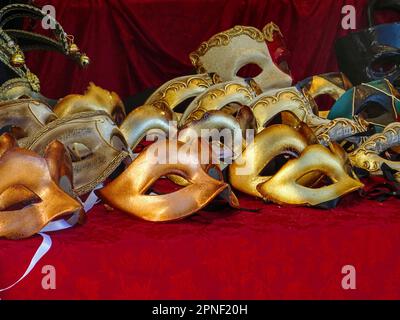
xmin=0 ymin=135 xmax=83 ymax=239
xmin=97 ymin=139 xmax=239 ymax=222
xmin=258 ymin=144 xmax=363 ymax=206
xmin=120 ymin=104 xmax=174 ymax=151
xmin=53 ymin=83 xmax=126 ymax=125
xmin=229 ymin=124 xmax=311 ymax=198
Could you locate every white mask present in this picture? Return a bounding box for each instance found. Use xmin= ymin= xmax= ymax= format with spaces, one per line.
xmin=189 ymin=23 xmax=292 ymax=92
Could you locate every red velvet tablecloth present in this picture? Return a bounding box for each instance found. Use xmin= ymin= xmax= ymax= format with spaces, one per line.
xmin=1 ymin=0 xmax=400 ymax=300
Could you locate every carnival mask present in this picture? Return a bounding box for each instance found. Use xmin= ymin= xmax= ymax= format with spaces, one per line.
xmin=190 ymin=23 xmax=292 ymax=91
xmin=24 ymin=111 xmax=131 ymax=195
xmin=53 ymin=83 xmax=126 ymax=126
xmin=0 ymin=134 xmax=83 ymax=239
xmin=350 ymin=122 xmax=400 ymax=175
xmin=97 ymin=139 xmax=239 ymax=222
xmin=180 ymin=80 xmax=259 ymax=126
xmin=257 ymin=144 xmax=363 ymax=206
xmin=336 ymin=0 xmax=400 ymax=88
xmin=328 ymin=79 xmax=400 ymax=131
xmin=229 ymin=123 xmax=315 ymax=198
xmin=0 ymin=98 xmax=57 ymax=144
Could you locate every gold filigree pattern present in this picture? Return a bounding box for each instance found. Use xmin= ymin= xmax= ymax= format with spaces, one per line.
xmin=189 ymin=23 xmax=281 ymax=72
xmin=148 ymin=73 xmax=220 ymax=112
xmin=262 ymin=22 xmax=283 ymax=42
xmin=313 ymin=116 xmax=369 ymax=146
xmin=349 ymin=122 xmax=400 ymax=173
xmin=182 ymin=83 xmax=256 ymax=125
xmin=252 ymin=89 xmax=313 ymax=128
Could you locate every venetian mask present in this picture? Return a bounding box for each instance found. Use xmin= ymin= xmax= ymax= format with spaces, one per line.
xmin=24 ymin=111 xmax=131 ymax=195
xmin=189 ymin=23 xmax=292 ymax=92
xmin=97 ymin=139 xmax=239 ymax=222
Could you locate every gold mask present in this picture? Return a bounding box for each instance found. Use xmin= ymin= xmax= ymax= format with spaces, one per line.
xmin=53 ymin=83 xmax=126 ymax=125
xmin=229 ymin=124 xmax=314 ymax=198
xmin=24 ymin=111 xmax=130 ymax=195
xmin=0 ymin=134 xmax=83 ymax=239
xmin=258 ymin=144 xmax=363 ymax=206
xmin=349 ymin=122 xmax=400 ymax=175
xmin=180 ymin=80 xmax=259 ymax=126
xmin=145 ymin=73 xmax=220 ymax=117
xmin=251 ymin=87 xmax=325 ymax=130
xmin=97 ymin=139 xmax=239 ymax=222
xmin=120 ymin=104 xmax=174 ymax=151
xmin=0 ymin=98 xmax=57 ymax=145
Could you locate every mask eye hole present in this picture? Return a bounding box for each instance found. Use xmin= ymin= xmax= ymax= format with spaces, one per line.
xmin=236 ymin=63 xmax=263 ymax=79
xmin=0 ymin=185 xmax=42 ymax=211
xmin=313 ymin=94 xmax=337 ymax=113
xmin=68 ymin=143 xmax=93 ymax=162
xmin=111 ymin=107 xmax=125 ymax=126
xmin=0 ymin=125 xmax=27 ymax=140
xmin=174 ymin=97 xmax=196 ymax=114
xmin=259 ymin=151 xmax=298 ymax=177
xmin=369 ymin=54 xmax=398 ymax=77
xmin=296 ymin=171 xmax=335 ymax=188
xmin=358 ymin=101 xmax=395 ymax=124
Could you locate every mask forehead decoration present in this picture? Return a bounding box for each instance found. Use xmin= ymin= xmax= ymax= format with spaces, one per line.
xmin=0 ymin=134 xmax=83 ymax=239
xmin=350 ymin=122 xmax=400 ymax=175
xmin=189 ymin=23 xmax=292 ymax=92
xmin=328 ymin=79 xmax=400 ymax=131
xmin=257 ymin=144 xmax=364 ymax=206
xmin=0 ymin=98 xmax=57 ymax=145
xmin=24 ymin=111 xmax=131 ymax=195
xmin=180 ymin=80 xmax=259 ymax=126
xmin=250 ymin=87 xmax=325 ymax=130
xmin=53 ymin=83 xmax=126 ymax=126
xmin=145 ymin=73 xmax=220 ymax=116
xmin=97 ymin=139 xmax=239 ymax=222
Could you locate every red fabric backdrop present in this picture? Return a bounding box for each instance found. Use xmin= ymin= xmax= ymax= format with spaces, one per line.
xmin=26 ymin=0 xmax=399 ymax=99
xmin=1 ymin=0 xmax=400 ymax=300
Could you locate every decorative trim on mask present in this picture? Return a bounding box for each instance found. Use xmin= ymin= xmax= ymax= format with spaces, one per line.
xmin=180 ymin=81 xmax=258 ymax=126
xmin=189 ymin=23 xmax=282 ymax=72
xmin=350 ymin=122 xmax=400 ymax=174
xmin=145 ymin=73 xmax=221 ymax=113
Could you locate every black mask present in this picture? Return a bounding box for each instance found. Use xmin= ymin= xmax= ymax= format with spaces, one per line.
xmin=335 ymin=0 xmax=400 ymax=88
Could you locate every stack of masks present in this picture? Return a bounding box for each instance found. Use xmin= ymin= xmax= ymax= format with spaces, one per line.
xmin=2 ymin=2 xmax=400 ymax=240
